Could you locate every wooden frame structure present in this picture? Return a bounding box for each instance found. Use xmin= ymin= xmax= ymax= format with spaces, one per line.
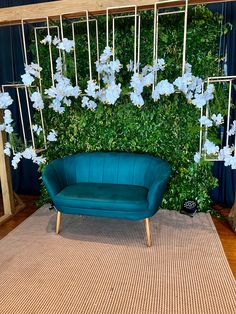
xmin=0 ymin=0 xmax=235 ymax=227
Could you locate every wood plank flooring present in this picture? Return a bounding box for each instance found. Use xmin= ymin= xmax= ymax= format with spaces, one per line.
xmin=0 ymin=196 xmax=235 ymax=278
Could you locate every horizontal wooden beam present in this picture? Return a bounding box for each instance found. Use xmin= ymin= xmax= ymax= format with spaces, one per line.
xmin=0 ymin=0 xmax=233 ymax=26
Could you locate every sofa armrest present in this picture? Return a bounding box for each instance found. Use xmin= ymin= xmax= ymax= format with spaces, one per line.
xmin=147 ymin=178 xmax=169 ymax=211
xmin=42 ymin=165 xmax=63 ymax=198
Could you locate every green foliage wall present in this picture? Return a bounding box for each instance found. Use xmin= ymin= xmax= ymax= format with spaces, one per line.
xmin=32 ymin=6 xmax=227 ymax=210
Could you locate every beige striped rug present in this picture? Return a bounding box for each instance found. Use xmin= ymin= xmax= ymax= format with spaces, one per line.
xmin=0 ymin=205 xmax=235 ymax=314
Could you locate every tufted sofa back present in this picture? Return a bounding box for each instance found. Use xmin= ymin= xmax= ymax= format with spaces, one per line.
xmin=45 ymin=152 xmax=170 ymax=192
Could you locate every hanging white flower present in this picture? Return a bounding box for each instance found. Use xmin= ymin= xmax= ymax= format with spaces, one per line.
xmin=0 ymin=92 xmax=13 ymax=109
xmin=40 ymin=35 xmax=52 ymax=45
xmin=81 ymin=96 xmax=97 ymax=110
xmin=153 ymin=79 xmax=175 ymax=97
xmin=32 ymin=155 xmax=46 ymax=165
xmin=24 ymin=62 xmax=42 ymax=78
xmin=199 ymin=116 xmax=213 ymax=127
xmin=204 ymin=84 xmax=214 ymax=101
xmin=193 ymin=152 xmax=201 ymax=163
xmin=52 ymin=36 xmax=61 ymax=46
xmin=153 ymin=58 xmax=165 ymax=72
xmin=32 ymin=124 xmax=43 ymax=136
xmin=12 ymin=153 xmax=22 ymax=169
xmin=142 ymin=73 xmax=154 ymax=87
xmin=30 ymin=91 xmax=44 ymax=110
xmin=49 ymin=98 xmax=65 ymax=113
xmin=3 ymin=110 xmax=14 ymax=134
xmin=203 ymin=139 xmax=219 ymax=155
xmin=192 ymin=93 xmax=207 ymax=109
xmin=218 ymin=146 xmax=234 ymax=161
xmin=224 ymin=155 xmax=236 ymax=169
xmin=63 ymin=98 xmax=71 ymax=106
xmin=3 ymin=142 xmax=11 ymax=157
xmin=85 ymin=80 xmax=99 ymax=98
xmin=22 ymin=147 xmax=36 ymax=160
xmin=211 ymin=113 xmax=224 ymax=126
xmin=105 ymin=82 xmax=122 ymax=105
xmin=21 ymin=73 xmax=35 ymax=87
xmin=56 ymin=57 xmax=63 ymax=72
xmin=228 ymin=120 xmax=236 ymax=136
xmin=57 ymin=38 xmax=75 ymax=53
xmin=130 ymin=73 xmax=143 ymax=94
xmin=47 ymin=129 xmax=57 ymax=142
xmin=130 ymin=92 xmax=144 ymax=107
xmin=184 ymin=63 xmax=192 ymax=73
xmin=126 ymin=60 xmax=134 ymax=72
xmin=151 ymin=88 xmax=160 ymax=102
xmin=99 ymin=46 xmax=112 ymax=63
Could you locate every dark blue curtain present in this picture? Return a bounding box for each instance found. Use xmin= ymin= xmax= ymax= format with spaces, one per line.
xmin=209 ymin=3 xmax=236 ymax=206
xmin=0 ymin=0 xmax=55 ymax=194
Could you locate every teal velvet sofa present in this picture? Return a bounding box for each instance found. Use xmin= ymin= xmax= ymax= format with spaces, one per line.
xmin=42 ymin=152 xmax=171 ymax=246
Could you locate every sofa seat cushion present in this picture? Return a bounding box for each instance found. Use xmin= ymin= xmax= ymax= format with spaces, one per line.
xmin=54 ymin=183 xmax=148 ymax=212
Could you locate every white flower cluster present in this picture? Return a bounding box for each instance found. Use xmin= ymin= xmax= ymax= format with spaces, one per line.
xmin=129 ymin=59 xmax=166 ymax=107
xmin=21 ymin=62 xmax=42 ymax=87
xmin=40 ymin=35 xmax=74 ymax=53
xmin=32 ymin=124 xmax=43 ymax=136
xmin=47 ymin=129 xmax=57 ymax=142
xmin=11 ymin=147 xmax=46 ymax=170
xmin=30 ymin=91 xmax=44 ymax=110
xmin=45 ymin=58 xmax=81 ymax=113
xmin=95 ymin=46 xmax=122 ymax=105
xmin=199 ymin=113 xmax=224 ymax=127
xmin=0 ymin=91 xmax=14 ymax=134
xmin=228 ymin=120 xmax=236 ymax=136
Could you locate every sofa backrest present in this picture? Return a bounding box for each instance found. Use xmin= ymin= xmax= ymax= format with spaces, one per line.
xmin=48 ymin=152 xmax=170 ymax=189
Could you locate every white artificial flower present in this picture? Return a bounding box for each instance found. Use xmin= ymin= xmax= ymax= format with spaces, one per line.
xmin=32 ymin=155 xmax=46 ymax=165
xmin=99 ymin=46 xmax=112 ymax=63
xmin=199 ymin=116 xmax=213 ymax=127
xmin=3 ymin=109 xmax=13 ymax=125
xmin=0 ymin=123 xmax=5 ymax=131
xmin=204 ymin=84 xmax=214 ymax=101
xmin=126 ymin=60 xmax=134 ymax=72
xmin=130 ymin=92 xmax=144 ymax=107
xmin=12 ymin=153 xmax=22 ymax=169
xmin=40 ymin=35 xmax=52 ymax=45
xmin=47 ymin=129 xmax=57 ymax=142
xmin=32 ymin=124 xmax=43 ymax=135
xmin=211 ymin=113 xmax=224 ymax=126
xmin=0 ymin=92 xmax=13 ymax=109
xmin=105 ymin=82 xmax=121 ymax=105
xmin=52 ymin=36 xmax=61 ymax=46
xmin=203 ymin=139 xmax=219 ymax=155
xmin=228 ymin=120 xmax=236 ymax=136
xmin=49 ymin=98 xmax=65 ymax=113
xmin=85 ymin=80 xmax=99 ymax=98
xmin=142 ymin=73 xmax=154 ymax=87
xmin=153 ymin=79 xmax=175 ymax=96
xmin=224 ymin=155 xmax=236 ymax=169
xmin=192 ymin=93 xmax=207 ymax=109
xmin=81 ymin=96 xmax=97 ymax=110
xmin=63 ymin=98 xmax=71 ymax=106
xmin=56 ymin=57 xmax=62 ymax=72
xmin=24 ymin=62 xmax=42 ymax=78
xmin=21 ymin=73 xmax=34 ymax=87
xmin=173 ymin=72 xmax=193 ymax=95
xmin=130 ymin=73 xmax=143 ymax=94
xmin=5 ymin=125 xmax=13 ymax=134
xmin=151 ymin=88 xmax=160 ymax=102
xmin=194 ymin=152 xmax=201 ymax=163
xmin=3 ymin=142 xmax=11 ymax=157
xmin=109 ymin=60 xmax=122 ymax=73
xmin=57 ymin=38 xmax=75 ymax=53
xmin=218 ymin=146 xmax=234 ymax=161
xmin=22 ymin=147 xmax=36 ymax=160
xmin=184 ymin=63 xmax=192 ymax=73
xmin=153 ymin=58 xmax=165 ymax=72
xmin=30 ymin=91 xmax=44 ymax=110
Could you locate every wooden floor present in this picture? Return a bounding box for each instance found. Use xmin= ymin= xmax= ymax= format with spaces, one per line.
xmin=0 ymin=196 xmax=235 ymax=278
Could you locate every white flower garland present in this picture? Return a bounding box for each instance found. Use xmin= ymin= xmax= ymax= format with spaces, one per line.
xmin=1 ymin=38 xmax=235 ymax=170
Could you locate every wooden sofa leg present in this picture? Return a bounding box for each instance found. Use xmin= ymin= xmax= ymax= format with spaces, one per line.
xmin=56 ymin=211 xmax=62 ymax=234
xmin=144 ymin=218 xmax=152 ymax=247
